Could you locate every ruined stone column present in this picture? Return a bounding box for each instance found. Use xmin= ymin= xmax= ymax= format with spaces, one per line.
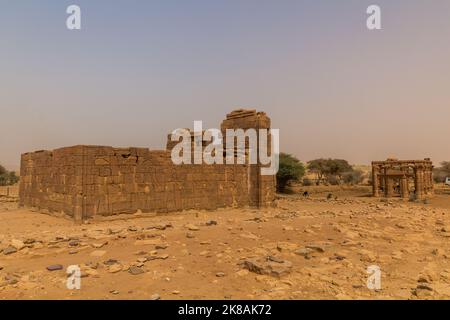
xmin=415 ymin=166 xmax=424 ymax=200
xmin=372 ymin=165 xmax=380 ymax=197
xmin=383 ymin=168 xmax=388 ymax=197
xmin=400 ymin=175 xmax=409 ymax=199
xmin=383 ymin=166 xmax=394 ymax=197
xmin=424 ymin=169 xmax=430 ymax=194
xmin=386 ymin=178 xmax=395 ymax=197
xmin=430 ymin=167 xmax=435 ymax=195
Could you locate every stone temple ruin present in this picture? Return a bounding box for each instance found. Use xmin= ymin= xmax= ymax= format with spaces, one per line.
xmin=372 ymin=158 xmax=434 ymax=200
xmin=19 ymin=109 xmax=276 ymax=222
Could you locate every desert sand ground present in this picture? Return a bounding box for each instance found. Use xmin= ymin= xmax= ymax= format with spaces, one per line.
xmin=1 ymin=184 xmax=450 ymax=300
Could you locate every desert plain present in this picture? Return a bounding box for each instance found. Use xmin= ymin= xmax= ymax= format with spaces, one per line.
xmin=1 ymin=184 xmax=450 ymax=300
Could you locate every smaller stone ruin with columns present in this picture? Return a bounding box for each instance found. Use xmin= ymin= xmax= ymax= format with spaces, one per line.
xmin=372 ymin=158 xmax=434 ymax=200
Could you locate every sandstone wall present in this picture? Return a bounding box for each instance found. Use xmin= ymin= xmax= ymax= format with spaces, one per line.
xmin=19 ymin=110 xmax=276 ymax=221
xmin=19 ymin=146 xmax=83 ymax=217
xmin=20 ymin=146 xmax=254 ymax=220
xmin=80 ymin=146 xmax=251 ymax=218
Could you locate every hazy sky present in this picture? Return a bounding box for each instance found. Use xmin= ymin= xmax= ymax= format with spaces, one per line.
xmin=1 ymin=0 xmax=449 ymax=170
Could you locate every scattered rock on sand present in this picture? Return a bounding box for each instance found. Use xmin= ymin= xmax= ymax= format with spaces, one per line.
xmin=146 ymin=254 xmax=169 ymax=261
xmin=46 ymin=264 xmax=63 ymax=271
xmin=185 ymin=224 xmax=200 ymax=231
xmin=186 ymin=232 xmax=195 ymax=239
xmin=90 ymin=250 xmax=107 ymax=257
xmin=413 ymin=284 xmax=434 ymax=298
xmin=305 ymin=244 xmax=326 ymax=253
xmin=23 ymin=239 xmax=36 ymax=245
xmin=104 ymin=259 xmax=120 ymax=266
xmin=69 ymin=240 xmax=80 ymax=247
xmin=92 ymin=241 xmax=108 ymax=249
xmin=241 ymin=256 xmax=292 ymax=278
xmin=108 ymin=264 xmax=123 ymax=273
xmin=3 ymin=246 xmax=17 ymax=255
xmin=295 ymin=248 xmax=314 ymax=258
xmin=134 ymin=239 xmax=162 ymax=246
xmin=128 ymin=266 xmax=145 ymax=275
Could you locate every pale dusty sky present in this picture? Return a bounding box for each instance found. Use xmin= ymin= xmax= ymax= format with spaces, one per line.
xmin=1 ymin=0 xmax=449 ymax=171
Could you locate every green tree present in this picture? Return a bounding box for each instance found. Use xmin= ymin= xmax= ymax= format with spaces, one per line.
xmin=307 ymin=158 xmax=353 ymax=184
xmin=306 ymin=159 xmax=328 ymax=184
xmin=327 ymin=159 xmax=353 ymax=181
xmin=276 ymin=153 xmax=305 ymax=193
xmin=342 ymin=169 xmax=364 ymax=185
xmin=8 ymin=171 xmax=19 ymax=185
xmin=0 ymin=164 xmax=19 ymax=186
xmin=433 ymin=169 xmax=447 ymax=183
